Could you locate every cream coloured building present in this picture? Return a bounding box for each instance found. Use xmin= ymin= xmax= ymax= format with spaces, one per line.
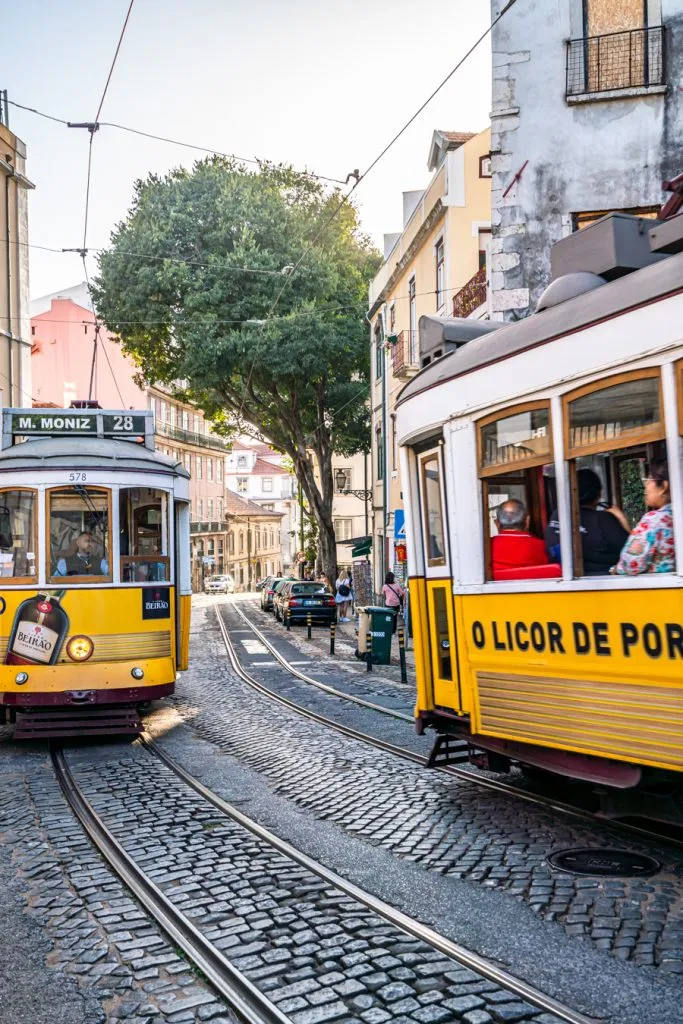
xmin=368 ymin=127 xmax=491 ymax=593
xmin=0 ymin=101 xmax=33 ymax=407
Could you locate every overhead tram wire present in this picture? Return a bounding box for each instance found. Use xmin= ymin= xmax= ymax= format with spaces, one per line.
xmin=74 ymin=0 xmax=138 ymax=405
xmin=7 ymin=99 xmax=348 ymax=186
xmin=262 ymin=0 xmax=520 ymax=323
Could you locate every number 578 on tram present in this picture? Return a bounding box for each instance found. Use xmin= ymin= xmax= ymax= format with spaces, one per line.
xmin=0 ymin=408 xmax=191 ymax=738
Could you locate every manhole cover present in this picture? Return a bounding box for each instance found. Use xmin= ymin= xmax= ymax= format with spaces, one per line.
xmin=548 ymin=848 xmax=659 ymax=877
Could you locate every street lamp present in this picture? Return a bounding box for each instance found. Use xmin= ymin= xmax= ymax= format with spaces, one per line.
xmin=335 ymin=467 xmax=371 ymax=501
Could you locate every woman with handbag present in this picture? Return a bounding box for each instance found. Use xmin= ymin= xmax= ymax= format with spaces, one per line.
xmin=335 ymin=571 xmax=352 ymax=621
xmin=382 ymin=572 xmax=404 ymax=633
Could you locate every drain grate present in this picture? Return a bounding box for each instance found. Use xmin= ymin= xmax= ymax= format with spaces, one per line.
xmin=548 ymin=847 xmax=660 ymax=877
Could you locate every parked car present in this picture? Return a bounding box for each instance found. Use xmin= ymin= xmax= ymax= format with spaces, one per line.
xmin=275 ymin=581 xmax=336 ymax=625
xmin=271 ymin=577 xmax=296 ymax=618
xmin=204 ymin=574 xmax=235 ymax=594
xmin=260 ymin=576 xmax=283 ymax=611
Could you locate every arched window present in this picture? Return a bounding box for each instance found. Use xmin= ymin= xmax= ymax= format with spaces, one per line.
xmin=563 ymin=369 xmax=666 ymax=576
xmin=477 ymin=402 xmax=557 ymax=582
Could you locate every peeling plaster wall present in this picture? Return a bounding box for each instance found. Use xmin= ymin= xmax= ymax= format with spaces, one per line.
xmin=490 ymin=0 xmax=683 ymax=321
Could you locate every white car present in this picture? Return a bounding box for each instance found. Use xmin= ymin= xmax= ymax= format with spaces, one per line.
xmin=204 ymin=574 xmax=235 ymax=594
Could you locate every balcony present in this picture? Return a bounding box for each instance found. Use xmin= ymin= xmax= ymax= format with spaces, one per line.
xmin=190 ymin=520 xmax=228 ymax=534
xmin=155 ymin=418 xmax=230 ymax=452
xmin=391 ymin=330 xmax=420 ymax=379
xmin=452 ymin=266 xmax=487 ymax=319
xmin=566 ymin=26 xmax=665 ymax=101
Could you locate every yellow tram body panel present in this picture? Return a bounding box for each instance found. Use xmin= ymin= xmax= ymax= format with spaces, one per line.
xmin=0 ymin=586 xmax=177 ymax=699
xmin=411 ymin=581 xmax=683 ymax=775
xmin=177 ymin=593 xmax=191 ymax=672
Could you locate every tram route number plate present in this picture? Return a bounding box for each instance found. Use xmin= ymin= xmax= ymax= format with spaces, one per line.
xmin=11 ymin=412 xmax=147 ymax=436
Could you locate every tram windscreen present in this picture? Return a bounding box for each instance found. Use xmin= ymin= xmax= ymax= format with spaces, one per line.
xmin=0 ymin=490 xmax=36 ymax=579
xmin=119 ymin=488 xmax=170 ymax=582
xmin=49 ymin=487 xmax=110 ymax=579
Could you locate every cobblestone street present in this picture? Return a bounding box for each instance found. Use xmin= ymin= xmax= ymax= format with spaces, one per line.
xmin=1 ymin=595 xmax=682 ymax=1024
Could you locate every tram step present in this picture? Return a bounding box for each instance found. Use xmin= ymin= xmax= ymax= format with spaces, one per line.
xmin=14 ymin=706 xmax=142 ymax=740
xmin=426 ymin=733 xmax=470 ymax=768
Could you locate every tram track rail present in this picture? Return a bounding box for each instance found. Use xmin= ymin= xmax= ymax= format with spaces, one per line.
xmin=50 ymin=736 xmax=601 ymax=1024
xmin=217 ymin=600 xmax=683 ymax=854
xmin=232 ymin=599 xmax=413 ymax=722
xmin=50 ymin=746 xmax=289 ymax=1024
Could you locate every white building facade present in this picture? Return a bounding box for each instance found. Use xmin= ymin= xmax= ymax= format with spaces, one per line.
xmin=490 ymin=0 xmax=683 ymax=320
xmin=226 ymin=442 xmax=300 ymax=571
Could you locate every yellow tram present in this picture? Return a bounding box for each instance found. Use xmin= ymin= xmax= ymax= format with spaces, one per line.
xmin=0 ymin=408 xmax=191 ymax=738
xmin=396 ymin=214 xmax=683 ymax=821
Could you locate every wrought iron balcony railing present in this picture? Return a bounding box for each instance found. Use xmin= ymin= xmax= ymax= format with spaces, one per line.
xmin=391 ymin=330 xmax=420 ymax=378
xmin=566 ymin=25 xmax=665 ymax=98
xmin=452 ymin=266 xmax=487 ymax=319
xmin=190 ymin=520 xmax=228 ymax=534
xmin=155 ymin=418 xmax=230 ymax=451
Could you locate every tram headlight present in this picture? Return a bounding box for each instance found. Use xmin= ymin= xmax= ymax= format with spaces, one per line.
xmin=131 ymin=667 xmax=144 ymax=680
xmin=15 ymin=672 xmax=29 ymax=685
xmin=66 ymin=635 xmax=94 ymax=662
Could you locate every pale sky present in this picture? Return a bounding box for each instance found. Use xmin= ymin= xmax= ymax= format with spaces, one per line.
xmin=4 ymin=0 xmax=492 ymax=300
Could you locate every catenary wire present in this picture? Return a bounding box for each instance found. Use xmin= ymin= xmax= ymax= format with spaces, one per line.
xmin=262 ymin=0 xmax=519 ymax=323
xmin=6 ymin=99 xmax=348 ymax=185
xmin=94 ymin=0 xmax=136 ymax=123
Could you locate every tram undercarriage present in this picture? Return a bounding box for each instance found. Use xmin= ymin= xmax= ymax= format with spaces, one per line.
xmin=422 ymin=714 xmax=683 ymax=827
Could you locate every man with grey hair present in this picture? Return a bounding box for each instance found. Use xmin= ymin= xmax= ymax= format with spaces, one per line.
xmin=491 ymin=498 xmax=548 ymax=577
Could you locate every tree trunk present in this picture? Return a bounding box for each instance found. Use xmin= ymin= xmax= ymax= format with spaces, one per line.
xmin=293 ymin=449 xmax=338 ymax=588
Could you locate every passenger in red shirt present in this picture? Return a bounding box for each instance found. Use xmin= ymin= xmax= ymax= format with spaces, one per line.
xmin=491 ymin=499 xmax=548 ymax=578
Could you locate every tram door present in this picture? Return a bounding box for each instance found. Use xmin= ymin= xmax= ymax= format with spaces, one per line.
xmin=416 ymin=446 xmax=460 ymax=711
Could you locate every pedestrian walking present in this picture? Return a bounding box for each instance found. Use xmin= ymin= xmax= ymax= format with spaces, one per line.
xmin=335 ymin=570 xmax=352 ymax=621
xmin=382 ymin=572 xmax=404 ymax=633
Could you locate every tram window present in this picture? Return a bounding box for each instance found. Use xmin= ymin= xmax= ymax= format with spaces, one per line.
xmin=49 ymin=488 xmax=111 ymax=580
xmin=119 ymin=488 xmax=170 ymax=583
xmin=564 ymin=371 xmax=667 ymax=576
xmin=0 ymin=489 xmax=37 ymax=580
xmin=478 ymin=403 xmax=558 ymax=582
xmin=420 ymin=454 xmax=446 ymax=567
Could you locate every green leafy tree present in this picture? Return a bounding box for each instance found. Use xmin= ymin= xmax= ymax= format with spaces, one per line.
xmin=93 ymin=158 xmax=380 ymax=585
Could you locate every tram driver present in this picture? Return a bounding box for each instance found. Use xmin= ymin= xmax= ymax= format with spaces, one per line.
xmin=55 ymin=531 xmax=109 ymax=577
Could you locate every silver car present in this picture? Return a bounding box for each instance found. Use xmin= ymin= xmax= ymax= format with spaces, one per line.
xmin=204 ymin=574 xmax=235 ymax=594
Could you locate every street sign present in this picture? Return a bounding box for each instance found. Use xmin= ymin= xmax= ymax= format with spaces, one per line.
xmin=393 ymin=509 xmax=405 ymax=542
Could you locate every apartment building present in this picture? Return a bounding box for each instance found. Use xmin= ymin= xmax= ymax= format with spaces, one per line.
xmin=225 ymin=490 xmax=284 ymax=590
xmin=0 ymin=96 xmax=34 ymax=406
xmin=489 ymin=0 xmax=683 ymax=319
xmin=226 ymin=441 xmax=299 ymax=571
xmin=367 ymin=127 xmax=491 ymax=593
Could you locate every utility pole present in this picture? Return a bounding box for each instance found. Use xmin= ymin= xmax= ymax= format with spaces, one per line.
xmin=247 ymin=517 xmax=253 ymax=590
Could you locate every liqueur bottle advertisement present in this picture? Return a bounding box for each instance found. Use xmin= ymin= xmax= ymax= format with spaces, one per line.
xmin=5 ymin=590 xmax=69 ymax=666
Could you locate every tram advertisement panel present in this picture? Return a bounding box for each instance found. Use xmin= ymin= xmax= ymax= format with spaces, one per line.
xmin=0 ymin=588 xmax=174 ymax=668
xmin=459 ymin=589 xmax=683 ymax=771
xmin=462 ymin=590 xmax=683 ymax=670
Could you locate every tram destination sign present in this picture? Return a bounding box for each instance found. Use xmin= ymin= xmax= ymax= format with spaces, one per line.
xmin=9 ymin=411 xmax=148 ymax=437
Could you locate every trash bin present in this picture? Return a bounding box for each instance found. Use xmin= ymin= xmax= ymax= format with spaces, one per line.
xmin=355 ymin=606 xmax=395 ymax=665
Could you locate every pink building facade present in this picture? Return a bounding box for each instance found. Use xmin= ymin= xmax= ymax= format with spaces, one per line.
xmin=30 ymin=290 xmax=235 ymax=589
xmin=31 ymin=294 xmax=147 ymax=410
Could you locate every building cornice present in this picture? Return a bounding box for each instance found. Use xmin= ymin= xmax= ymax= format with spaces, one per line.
xmin=369 ymin=199 xmax=445 ymax=319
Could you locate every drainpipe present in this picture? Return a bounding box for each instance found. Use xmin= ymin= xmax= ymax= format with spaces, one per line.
xmin=247 ymin=516 xmax=253 ymax=590
xmin=363 ymin=450 xmax=369 ymax=539
xmin=380 ymin=308 xmax=388 ymax=593
xmin=4 ymin=170 xmax=12 ymax=403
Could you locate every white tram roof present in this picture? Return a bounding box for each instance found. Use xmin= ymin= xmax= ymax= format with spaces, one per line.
xmin=0 ymin=436 xmax=190 ymax=478
xmin=396 ymin=249 xmax=683 ymax=409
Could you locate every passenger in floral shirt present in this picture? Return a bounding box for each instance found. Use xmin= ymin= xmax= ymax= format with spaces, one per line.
xmin=614 ymin=460 xmax=674 ymax=575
